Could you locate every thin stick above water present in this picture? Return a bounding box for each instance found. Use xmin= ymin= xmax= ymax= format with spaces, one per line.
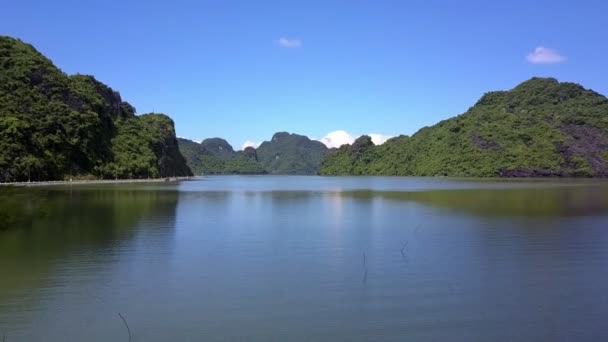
xmin=414 ymin=224 xmax=421 ymax=238
xmin=118 ymin=312 xmax=132 ymax=341
xmin=401 ymin=241 xmax=409 ymax=255
xmin=362 ymin=252 xmax=369 ymax=284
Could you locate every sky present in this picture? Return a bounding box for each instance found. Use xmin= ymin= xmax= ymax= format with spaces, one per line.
xmin=2 ymin=0 xmax=607 ymax=149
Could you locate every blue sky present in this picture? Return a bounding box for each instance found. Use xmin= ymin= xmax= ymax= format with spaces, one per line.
xmin=2 ymin=0 xmax=607 ymax=149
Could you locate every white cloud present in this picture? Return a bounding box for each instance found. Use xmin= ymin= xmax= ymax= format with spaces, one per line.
xmin=368 ymin=133 xmax=392 ymax=145
xmin=241 ymin=140 xmax=261 ymax=150
xmin=276 ymin=38 xmax=302 ymax=48
xmin=316 ymin=130 xmax=393 ymax=149
xmin=318 ymin=130 xmax=355 ymax=149
xmin=526 ymin=47 xmax=565 ymax=64
xmin=177 ymin=136 xmax=203 ymax=143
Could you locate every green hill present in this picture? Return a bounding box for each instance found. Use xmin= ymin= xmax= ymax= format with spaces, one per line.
xmin=320 ymin=78 xmax=608 ymax=177
xmin=179 ymin=132 xmax=328 ymax=175
xmin=0 ymin=36 xmax=191 ymax=182
xmin=177 ymin=138 xmax=266 ymax=175
xmin=256 ymin=132 xmax=328 ymax=174
xmin=7 ymin=36 xmax=601 ymax=179
xmin=200 ymin=138 xmax=235 ymax=159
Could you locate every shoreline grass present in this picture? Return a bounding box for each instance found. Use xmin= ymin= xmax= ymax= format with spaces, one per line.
xmin=0 ymin=177 xmax=193 ymax=187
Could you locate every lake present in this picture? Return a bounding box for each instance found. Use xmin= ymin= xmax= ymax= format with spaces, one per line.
xmin=1 ymin=176 xmax=608 ymax=341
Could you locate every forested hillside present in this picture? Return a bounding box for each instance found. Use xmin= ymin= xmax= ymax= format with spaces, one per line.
xmin=320 ymin=78 xmax=608 ymax=177
xmin=255 ymin=132 xmax=328 ymax=174
xmin=0 ymin=36 xmax=191 ymax=182
xmin=178 ymin=138 xmax=265 ymax=175
xmin=6 ymin=35 xmax=605 ymax=180
xmin=179 ymin=132 xmax=328 ymax=175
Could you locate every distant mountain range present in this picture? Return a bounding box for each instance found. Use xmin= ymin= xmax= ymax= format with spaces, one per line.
xmin=183 ymin=78 xmax=608 ymax=178
xmin=177 ymin=137 xmax=265 ymax=175
xmin=179 ymin=132 xmax=328 ymax=175
xmin=320 ymin=78 xmax=608 ymax=177
xmin=3 ymin=36 xmax=608 ymax=180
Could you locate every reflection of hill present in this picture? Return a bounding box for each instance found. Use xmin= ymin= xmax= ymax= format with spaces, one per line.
xmin=174 ymin=186 xmax=608 ymax=219
xmin=0 ymin=185 xmax=179 ymax=300
xmin=342 ymin=187 xmax=608 ymax=218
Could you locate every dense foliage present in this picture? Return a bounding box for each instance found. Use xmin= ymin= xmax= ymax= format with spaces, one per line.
xmin=8 ymin=35 xmax=604 ymax=179
xmin=178 ymin=138 xmax=266 ymax=175
xmin=256 ymin=132 xmax=328 ymax=174
xmin=320 ymin=78 xmax=608 ymax=177
xmin=0 ymin=36 xmax=191 ymax=182
xmin=179 ymin=132 xmax=328 ymax=175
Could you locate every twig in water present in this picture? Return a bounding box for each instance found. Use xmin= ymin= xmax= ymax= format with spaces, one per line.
xmin=401 ymin=241 xmax=409 ymax=255
xmin=362 ymin=252 xmax=369 ymax=283
xmin=118 ymin=312 xmax=132 ymax=341
xmin=414 ymin=224 xmax=421 ymax=237
xmin=413 ymin=224 xmax=422 ymax=250
xmin=2 ymin=332 xmax=5 ymax=342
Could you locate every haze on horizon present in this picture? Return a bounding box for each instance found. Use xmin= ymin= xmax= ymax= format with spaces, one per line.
xmin=2 ymin=0 xmax=607 ymax=149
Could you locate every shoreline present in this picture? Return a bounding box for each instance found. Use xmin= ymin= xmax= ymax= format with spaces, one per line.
xmin=0 ymin=177 xmax=193 ymax=187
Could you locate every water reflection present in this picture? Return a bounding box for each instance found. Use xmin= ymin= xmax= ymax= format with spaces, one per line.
xmin=2 ymin=178 xmax=608 ymax=341
xmin=340 ymin=187 xmax=608 ymax=218
xmin=0 ymin=185 xmax=179 ymax=338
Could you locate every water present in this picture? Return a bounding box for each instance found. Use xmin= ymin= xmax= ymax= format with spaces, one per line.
xmin=1 ymin=176 xmax=608 ymax=341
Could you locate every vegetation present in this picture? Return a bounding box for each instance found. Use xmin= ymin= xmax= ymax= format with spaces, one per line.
xmin=178 ymin=138 xmax=266 ymax=175
xmin=5 ymin=35 xmax=605 ymax=179
xmin=179 ymin=132 xmax=328 ymax=175
xmin=0 ymin=36 xmax=191 ymax=182
xmin=320 ymin=78 xmax=608 ymax=177
xmin=256 ymin=132 xmax=328 ymax=174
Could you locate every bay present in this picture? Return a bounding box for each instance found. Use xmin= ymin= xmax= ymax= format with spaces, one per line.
xmin=1 ymin=176 xmax=608 ymax=341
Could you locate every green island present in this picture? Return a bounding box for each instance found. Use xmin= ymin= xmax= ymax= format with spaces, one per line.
xmin=3 ymin=35 xmax=608 ymax=180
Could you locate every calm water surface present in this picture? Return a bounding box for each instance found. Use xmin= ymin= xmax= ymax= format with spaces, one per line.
xmin=1 ymin=176 xmax=608 ymax=341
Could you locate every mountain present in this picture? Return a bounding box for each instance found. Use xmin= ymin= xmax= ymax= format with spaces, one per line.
xmin=179 ymin=132 xmax=328 ymax=175
xmin=256 ymin=132 xmax=328 ymax=174
xmin=320 ymin=78 xmax=608 ymax=177
xmin=200 ymin=138 xmax=235 ymax=159
xmin=0 ymin=36 xmax=191 ymax=182
xmin=177 ymin=138 xmax=266 ymax=175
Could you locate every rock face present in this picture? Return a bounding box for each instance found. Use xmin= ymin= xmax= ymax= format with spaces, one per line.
xmin=320 ymin=78 xmax=608 ymax=177
xmin=557 ymin=124 xmax=608 ymax=177
xmin=138 ymin=114 xmax=192 ymax=178
xmin=0 ymin=36 xmax=191 ymax=181
xmin=243 ymin=146 xmax=258 ymax=160
xmin=200 ymin=138 xmax=235 ymax=158
xmin=256 ymin=132 xmax=329 ymax=175
xmin=350 ymin=135 xmax=374 ymax=159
